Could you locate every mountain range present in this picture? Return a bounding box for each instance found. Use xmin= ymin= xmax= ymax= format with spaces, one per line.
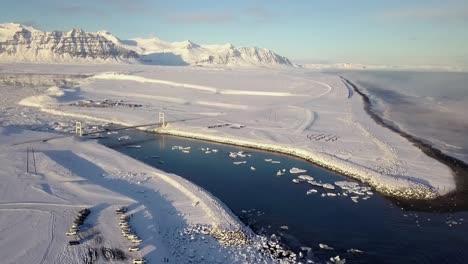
xmin=0 ymin=23 xmax=292 ymax=67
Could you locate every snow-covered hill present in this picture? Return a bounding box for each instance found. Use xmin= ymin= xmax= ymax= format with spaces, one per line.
xmin=0 ymin=23 xmax=292 ymax=67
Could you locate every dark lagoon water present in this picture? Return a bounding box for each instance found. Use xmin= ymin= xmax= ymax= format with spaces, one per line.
xmin=98 ymin=130 xmax=468 ymax=264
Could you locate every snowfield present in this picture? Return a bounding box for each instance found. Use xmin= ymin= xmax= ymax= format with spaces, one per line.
xmin=0 ymin=127 xmax=274 ymax=264
xmin=0 ymin=63 xmax=457 ymax=263
xmin=6 ymin=63 xmax=454 ymax=199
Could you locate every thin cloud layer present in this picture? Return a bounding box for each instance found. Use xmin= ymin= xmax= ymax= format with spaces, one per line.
xmin=381 ymin=6 xmax=468 ymax=23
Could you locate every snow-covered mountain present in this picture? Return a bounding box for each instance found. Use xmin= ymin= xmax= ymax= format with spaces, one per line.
xmin=0 ymin=23 xmax=139 ymax=63
xmin=0 ymin=23 xmax=292 ymax=67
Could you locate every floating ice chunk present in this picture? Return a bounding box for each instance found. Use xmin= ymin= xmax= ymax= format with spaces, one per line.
xmin=126 ymin=145 xmax=142 ymax=148
xmin=265 ymin=159 xmax=273 ymax=162
xmin=319 ymin=243 xmax=334 ymax=250
xmin=292 ymin=179 xmax=301 ymax=184
xmin=348 ymin=248 xmax=364 ymax=254
xmin=289 ymin=167 xmax=307 ymax=174
xmin=298 ymin=175 xmax=314 ymax=181
xmin=182 ymin=150 xmax=190 ymax=153
xmin=233 ymin=161 xmax=247 ymax=165
xmin=308 ymin=181 xmax=323 ymax=187
xmin=117 ymin=135 xmax=131 ymax=141
xmin=321 ymin=193 xmax=326 ymax=197
xmin=250 ymin=166 xmax=256 ymax=171
xmin=300 ymin=246 xmax=312 ymax=252
xmin=322 ymin=183 xmax=335 ymax=190
xmin=280 ymin=226 xmax=289 ymax=230
xmin=366 ymin=191 xmax=373 ymax=195
xmin=205 ymin=151 xmax=212 ymax=154
xmin=330 ymin=255 xmax=346 ymax=264
xmin=362 ymin=196 xmax=370 ymax=200
xmin=277 ymin=170 xmax=285 ymax=176
xmin=306 ymin=189 xmax=318 ymax=195
xmin=229 ymin=152 xmax=237 ymax=158
xmin=201 ymin=148 xmax=206 ymax=151
xmin=327 ymin=193 xmax=337 ymax=197
xmin=351 ymin=197 xmax=359 ymax=203
xmin=212 ymin=149 xmax=218 ymax=153
xmin=271 ymin=161 xmax=281 ymax=164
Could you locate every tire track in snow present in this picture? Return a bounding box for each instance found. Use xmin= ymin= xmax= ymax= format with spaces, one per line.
xmin=39 ymin=213 xmax=55 ymax=264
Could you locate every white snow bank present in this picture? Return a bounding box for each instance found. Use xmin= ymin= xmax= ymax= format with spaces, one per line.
xmin=0 ymin=128 xmax=272 ymax=263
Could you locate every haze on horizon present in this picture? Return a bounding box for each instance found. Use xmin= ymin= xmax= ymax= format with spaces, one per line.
xmin=1 ymin=0 xmax=467 ymax=67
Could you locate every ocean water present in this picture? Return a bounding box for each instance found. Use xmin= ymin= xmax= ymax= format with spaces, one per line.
xmin=337 ymin=71 xmax=468 ymax=164
xmin=99 ymin=130 xmax=468 ymax=264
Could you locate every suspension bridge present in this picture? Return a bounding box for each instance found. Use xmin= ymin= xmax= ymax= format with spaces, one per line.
xmin=11 ymin=112 xmax=186 ymax=146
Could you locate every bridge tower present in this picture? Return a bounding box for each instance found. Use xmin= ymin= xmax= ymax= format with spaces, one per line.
xmin=75 ymin=122 xmax=83 ymax=137
xmin=158 ymin=112 xmax=166 ymax=128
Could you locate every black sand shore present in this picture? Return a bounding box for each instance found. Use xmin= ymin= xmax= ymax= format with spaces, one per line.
xmin=341 ymin=77 xmax=468 ymax=212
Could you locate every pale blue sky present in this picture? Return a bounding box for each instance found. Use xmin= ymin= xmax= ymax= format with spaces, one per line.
xmin=1 ymin=0 xmax=467 ymax=66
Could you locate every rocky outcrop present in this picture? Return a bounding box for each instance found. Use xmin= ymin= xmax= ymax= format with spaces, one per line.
xmin=0 ymin=24 xmax=138 ymax=63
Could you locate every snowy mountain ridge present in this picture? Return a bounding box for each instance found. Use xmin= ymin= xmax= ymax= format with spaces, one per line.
xmin=0 ymin=23 xmax=292 ymax=67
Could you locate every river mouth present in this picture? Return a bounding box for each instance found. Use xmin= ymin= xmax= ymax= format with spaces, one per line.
xmin=98 ymin=129 xmax=468 ymax=264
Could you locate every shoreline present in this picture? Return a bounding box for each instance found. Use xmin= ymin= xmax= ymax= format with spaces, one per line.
xmin=152 ymin=127 xmax=437 ymax=200
xmin=28 ymin=104 xmax=442 ymax=201
xmin=14 ymin=71 xmax=460 ymax=203
xmin=341 ymin=77 xmax=468 ymax=211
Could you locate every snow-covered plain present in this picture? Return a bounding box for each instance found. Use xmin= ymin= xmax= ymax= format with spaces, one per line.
xmin=5 ymin=63 xmax=454 ymax=198
xmin=0 ymin=127 xmax=277 ymax=264
xmin=0 ymin=63 xmax=458 ymax=263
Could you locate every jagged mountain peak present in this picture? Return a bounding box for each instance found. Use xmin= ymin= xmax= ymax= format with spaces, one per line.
xmin=0 ymin=23 xmax=293 ymax=67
